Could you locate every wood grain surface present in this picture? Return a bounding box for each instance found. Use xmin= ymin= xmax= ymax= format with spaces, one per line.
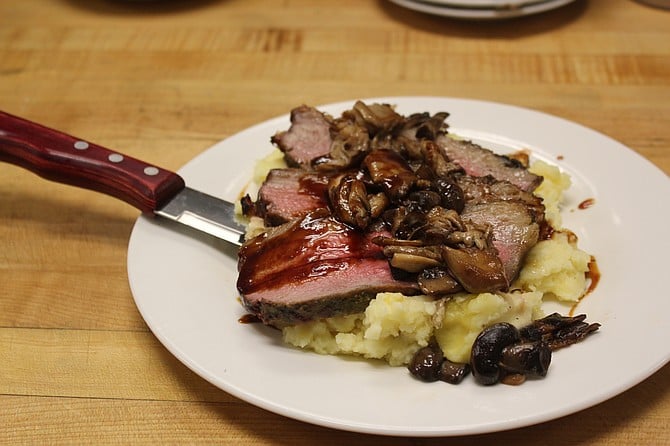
xmin=1 ymin=0 xmax=668 ymax=444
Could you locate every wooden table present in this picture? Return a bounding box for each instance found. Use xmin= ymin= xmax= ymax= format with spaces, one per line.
xmin=1 ymin=0 xmax=668 ymax=443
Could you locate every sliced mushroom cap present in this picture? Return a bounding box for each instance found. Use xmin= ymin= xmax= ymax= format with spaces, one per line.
xmin=363 ymin=149 xmax=416 ymax=200
xmin=389 ymin=253 xmax=441 ymax=273
xmin=327 ymin=173 xmax=371 ymax=229
xmin=367 ymin=192 xmax=389 ymax=219
xmin=347 ymin=101 xmax=404 ymax=134
xmin=383 ymin=245 xmax=442 ymax=273
xmin=442 ymin=246 xmax=508 ymax=294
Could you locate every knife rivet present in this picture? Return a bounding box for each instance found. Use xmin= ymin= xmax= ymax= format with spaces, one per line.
xmin=73 ymin=141 xmax=89 ymax=150
xmin=108 ymin=153 xmax=124 ymax=163
xmin=144 ymin=166 xmax=159 ymax=176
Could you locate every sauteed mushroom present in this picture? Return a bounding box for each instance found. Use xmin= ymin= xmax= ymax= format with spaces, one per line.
xmin=408 ymin=314 xmax=599 ymax=386
xmin=417 ymin=267 xmax=462 ymax=295
xmin=470 ymin=322 xmax=520 ymax=385
xmin=363 ymin=149 xmax=416 ymax=200
xmin=408 ymin=343 xmax=444 ymax=382
xmin=499 ymin=341 xmax=552 ymax=378
xmin=383 ymin=245 xmax=442 ymax=273
xmin=408 ymin=339 xmax=471 ymax=384
xmin=519 ymin=313 xmax=601 ymax=350
xmin=328 ymin=173 xmax=371 ymax=229
xmin=438 ymin=359 xmax=471 ymax=385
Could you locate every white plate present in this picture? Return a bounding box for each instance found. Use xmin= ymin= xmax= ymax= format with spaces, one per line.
xmin=127 ymin=97 xmax=670 ymax=437
xmin=388 ymin=0 xmax=576 ymax=19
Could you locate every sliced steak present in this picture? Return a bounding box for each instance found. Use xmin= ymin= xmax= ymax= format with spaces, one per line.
xmin=457 ymin=174 xmax=545 ymax=222
xmin=256 ymin=168 xmax=331 ymax=226
xmin=437 ymin=135 xmax=542 ymax=192
xmin=271 ymin=105 xmax=333 ymax=168
xmin=456 ymin=175 xmax=544 ymax=282
xmin=237 ymin=211 xmax=420 ymax=327
xmin=461 ymin=200 xmax=541 ymax=283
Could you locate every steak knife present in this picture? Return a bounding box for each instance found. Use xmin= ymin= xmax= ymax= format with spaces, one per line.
xmin=0 ymin=110 xmax=246 ymax=246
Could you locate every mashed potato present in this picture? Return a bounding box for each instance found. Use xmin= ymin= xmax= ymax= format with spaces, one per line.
xmin=513 ymin=231 xmax=591 ymax=303
xmin=529 ymin=159 xmax=572 ymax=228
xmin=283 ymin=293 xmax=441 ymax=366
xmin=247 ymin=150 xmax=591 ymax=367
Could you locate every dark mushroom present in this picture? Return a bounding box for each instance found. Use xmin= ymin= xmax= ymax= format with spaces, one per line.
xmin=499 ymin=342 xmax=552 ymax=378
xmin=417 ymin=267 xmax=462 ymax=295
xmin=363 ymin=149 xmax=417 ymax=200
xmin=346 ymin=101 xmax=403 ymax=134
xmin=438 ymin=359 xmax=471 ymax=384
xmin=314 ymin=123 xmax=369 ymax=171
xmin=408 ymin=343 xmax=444 ymax=382
xmin=394 ymin=209 xmax=428 ymax=240
xmin=415 ymin=112 xmax=449 ymax=140
xmin=327 ymin=173 xmax=371 ymax=229
xmin=434 ymin=177 xmax=465 ymax=213
xmin=470 ymin=323 xmax=520 ymax=385
xmin=519 ymin=313 xmax=601 ymax=351
xmin=406 ymin=190 xmax=442 ymax=213
xmin=422 ymin=140 xmax=462 ymax=179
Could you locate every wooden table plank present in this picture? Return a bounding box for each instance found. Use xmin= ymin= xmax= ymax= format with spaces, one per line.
xmin=2 ymin=362 xmax=669 ymax=445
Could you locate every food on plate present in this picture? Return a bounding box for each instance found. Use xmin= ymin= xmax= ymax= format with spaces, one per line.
xmin=237 ymin=101 xmax=599 ymax=385
xmin=414 ymin=313 xmax=600 ymax=386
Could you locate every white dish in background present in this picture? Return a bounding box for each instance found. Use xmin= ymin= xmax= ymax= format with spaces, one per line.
xmin=127 ymin=97 xmax=670 ymax=437
xmin=421 ymin=0 xmax=548 ymax=7
xmin=388 ymin=0 xmax=577 ymax=19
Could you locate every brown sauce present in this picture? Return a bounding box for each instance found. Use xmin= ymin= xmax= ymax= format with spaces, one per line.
xmin=578 ymin=198 xmax=595 ymax=210
xmin=238 ymin=313 xmax=262 ymax=324
xmin=585 ymin=256 xmax=601 ymax=295
xmin=237 ymin=211 xmax=377 ymax=295
xmin=569 ymin=256 xmax=601 ymax=316
xmin=298 ymin=173 xmax=330 ymax=200
xmin=500 ymin=373 xmax=526 ymax=386
xmin=508 ymin=149 xmax=531 ymax=168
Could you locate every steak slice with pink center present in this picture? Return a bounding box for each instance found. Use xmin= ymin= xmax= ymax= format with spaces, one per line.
xmin=237 ymin=211 xmax=419 ymax=327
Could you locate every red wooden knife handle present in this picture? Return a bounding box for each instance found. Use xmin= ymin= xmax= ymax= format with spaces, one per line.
xmin=0 ymin=110 xmax=185 ymax=213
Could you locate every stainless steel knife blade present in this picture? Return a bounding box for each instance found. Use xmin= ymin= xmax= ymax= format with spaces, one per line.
xmin=155 ymin=187 xmax=245 ymax=246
